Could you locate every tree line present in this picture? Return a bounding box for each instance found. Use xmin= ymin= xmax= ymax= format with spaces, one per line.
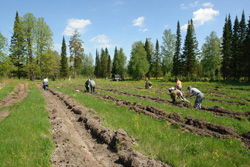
xmin=0 ymin=11 xmax=250 ymax=81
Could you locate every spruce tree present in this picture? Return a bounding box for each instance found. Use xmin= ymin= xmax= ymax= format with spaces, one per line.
xmin=144 ymin=38 xmax=153 ymax=79
xmin=60 ymin=36 xmax=68 ymax=78
xmin=9 ymin=11 xmax=26 ymax=79
xmin=182 ymin=20 xmax=199 ymax=78
xmin=243 ymin=17 xmax=250 ymax=81
xmin=221 ymin=15 xmax=232 ymax=80
xmin=107 ymin=54 xmax=111 ymax=78
xmin=172 ymin=21 xmax=181 ymax=77
xmin=94 ymin=49 xmax=101 ymax=78
xmin=100 ymin=48 xmax=108 ymax=78
xmin=153 ymin=39 xmax=161 ymax=79
xmin=239 ymin=11 xmax=247 ymax=78
xmin=112 ymin=46 xmax=119 ymax=75
xmin=231 ymin=16 xmax=241 ymax=80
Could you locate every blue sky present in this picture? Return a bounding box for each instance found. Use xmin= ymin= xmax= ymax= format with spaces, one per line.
xmin=1 ymin=0 xmax=249 ymax=60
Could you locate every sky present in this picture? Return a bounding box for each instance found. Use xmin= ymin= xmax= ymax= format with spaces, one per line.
xmin=1 ymin=0 xmax=250 ymax=60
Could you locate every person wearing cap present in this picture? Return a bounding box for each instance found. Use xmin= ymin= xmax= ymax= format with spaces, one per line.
xmin=43 ymin=77 xmax=48 ymax=90
xmin=186 ymin=86 xmax=203 ymax=109
xmin=89 ymin=78 xmax=96 ymax=94
xmin=169 ymin=87 xmax=185 ymax=104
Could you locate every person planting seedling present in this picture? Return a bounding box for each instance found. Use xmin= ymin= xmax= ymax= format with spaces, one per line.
xmin=186 ymin=86 xmax=203 ymax=109
xmin=169 ymin=87 xmax=189 ymax=104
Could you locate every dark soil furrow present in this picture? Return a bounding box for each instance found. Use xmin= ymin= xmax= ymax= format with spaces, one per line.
xmin=0 ymin=83 xmax=29 ymax=110
xmin=96 ymin=87 xmax=250 ymax=120
xmin=40 ymin=84 xmax=169 ymax=167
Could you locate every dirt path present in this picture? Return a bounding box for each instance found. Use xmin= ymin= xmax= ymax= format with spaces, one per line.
xmin=0 ymin=83 xmax=29 ymax=110
xmin=38 ymin=84 xmax=169 ymax=167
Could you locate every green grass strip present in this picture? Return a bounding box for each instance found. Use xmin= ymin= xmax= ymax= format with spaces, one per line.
xmin=51 ymin=84 xmax=250 ymax=167
xmin=0 ymin=82 xmax=18 ymax=100
xmin=0 ymin=84 xmax=54 ymax=167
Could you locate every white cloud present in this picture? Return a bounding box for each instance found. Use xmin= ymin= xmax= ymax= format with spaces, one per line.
xmin=90 ymin=34 xmax=115 ymax=49
xmin=203 ymin=2 xmax=214 ymax=7
xmin=164 ymin=25 xmax=169 ymax=28
xmin=53 ymin=43 xmax=62 ymax=51
xmin=90 ymin=34 xmax=110 ymax=43
xmin=180 ymin=3 xmax=187 ymax=9
xmin=140 ymin=28 xmax=149 ymax=32
xmin=190 ymin=1 xmax=199 ymax=7
xmin=181 ymin=8 xmax=219 ymax=31
xmin=63 ymin=18 xmax=91 ymax=36
xmin=181 ymin=24 xmax=188 ymax=31
xmin=133 ymin=17 xmax=144 ymax=27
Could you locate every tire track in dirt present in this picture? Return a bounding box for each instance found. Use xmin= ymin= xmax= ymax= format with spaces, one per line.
xmin=0 ymin=83 xmax=29 ymax=110
xmin=38 ymin=84 xmax=169 ymax=167
xmin=61 ymin=85 xmax=250 ymax=150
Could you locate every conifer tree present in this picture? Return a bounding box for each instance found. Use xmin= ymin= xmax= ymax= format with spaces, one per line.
xmin=243 ymin=17 xmax=250 ymax=81
xmin=100 ymin=48 xmax=108 ymax=78
xmin=144 ymin=38 xmax=153 ymax=79
xmin=60 ymin=36 xmax=68 ymax=78
xmin=112 ymin=46 xmax=119 ymax=75
xmin=172 ymin=21 xmax=181 ymax=77
xmin=182 ymin=19 xmax=199 ymax=78
xmin=108 ymin=54 xmax=111 ymax=78
xmin=221 ymin=15 xmax=232 ymax=80
xmin=69 ymin=29 xmax=84 ymax=79
xmin=153 ymin=39 xmax=161 ymax=79
xmin=9 ymin=11 xmax=26 ymax=79
xmin=94 ymin=49 xmax=101 ymax=78
xmin=231 ymin=16 xmax=241 ymax=80
xmin=239 ymin=11 xmax=247 ymax=78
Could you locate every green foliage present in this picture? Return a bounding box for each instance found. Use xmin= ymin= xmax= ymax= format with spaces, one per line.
xmin=9 ymin=11 xmax=26 ymax=79
xmin=60 ymin=36 xmax=68 ymax=78
xmin=244 ymin=16 xmax=250 ymax=80
xmin=201 ymin=31 xmax=222 ymax=79
xmin=144 ymin=38 xmax=154 ymax=78
xmin=42 ymin=49 xmax=60 ymax=77
xmin=128 ymin=41 xmax=149 ymax=79
xmin=112 ymin=46 xmax=119 ymax=75
xmin=152 ymin=39 xmax=162 ymax=79
xmin=94 ymin=49 xmax=102 ymax=78
xmin=221 ymin=15 xmax=232 ymax=80
xmin=161 ymin=29 xmax=176 ymax=76
xmin=82 ymin=53 xmax=94 ymax=77
xmin=0 ymin=84 xmax=54 ymax=166
xmin=69 ymin=29 xmax=84 ymax=79
xmin=172 ymin=21 xmax=182 ymax=77
xmin=100 ymin=48 xmax=108 ymax=78
xmin=182 ymin=20 xmax=199 ymax=78
xmin=117 ymin=48 xmax=127 ymax=76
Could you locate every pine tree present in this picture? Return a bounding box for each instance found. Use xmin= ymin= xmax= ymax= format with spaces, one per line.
xmin=60 ymin=36 xmax=68 ymax=78
xmin=100 ymin=48 xmax=108 ymax=78
xmin=172 ymin=21 xmax=181 ymax=77
xmin=9 ymin=11 xmax=26 ymax=79
xmin=144 ymin=38 xmax=153 ymax=79
xmin=182 ymin=19 xmax=199 ymax=78
xmin=231 ymin=16 xmax=241 ymax=80
xmin=94 ymin=49 xmax=101 ymax=78
xmin=153 ymin=39 xmax=161 ymax=79
xmin=112 ymin=46 xmax=119 ymax=75
xmin=221 ymin=15 xmax=232 ymax=80
xmin=107 ymin=54 xmax=111 ymax=78
xmin=69 ymin=29 xmax=84 ymax=79
xmin=239 ymin=11 xmax=247 ymax=78
xmin=243 ymin=17 xmax=250 ymax=81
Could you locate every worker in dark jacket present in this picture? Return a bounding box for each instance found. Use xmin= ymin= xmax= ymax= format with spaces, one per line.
xmin=85 ymin=79 xmax=90 ymax=92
